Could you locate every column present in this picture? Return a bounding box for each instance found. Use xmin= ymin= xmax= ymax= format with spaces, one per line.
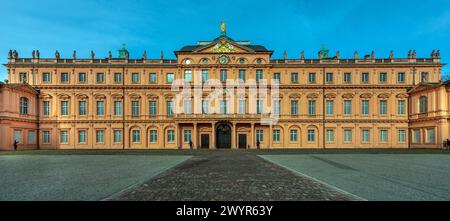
xmin=231 ymin=122 xmax=236 ymax=149
xmin=211 ymin=122 xmax=216 ymax=149
xmin=251 ymin=123 xmax=255 ymax=149
xmin=193 ymin=123 xmax=198 ymax=149
xmin=176 ymin=123 xmax=181 ymax=149
xmin=269 ymin=124 xmax=273 ymax=149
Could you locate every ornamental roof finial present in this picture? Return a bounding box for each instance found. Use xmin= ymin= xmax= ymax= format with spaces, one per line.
xmin=221 ymin=20 xmax=226 ymax=35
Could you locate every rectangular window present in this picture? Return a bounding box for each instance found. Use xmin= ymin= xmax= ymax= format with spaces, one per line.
xmin=380 ymin=130 xmax=388 ymax=143
xmin=43 ymin=131 xmax=50 ymax=144
xmin=427 ymin=128 xmax=435 ymax=144
xmin=149 ymin=100 xmax=157 ymax=116
xmin=420 ymin=96 xmax=428 ymax=113
xmin=361 ymin=100 xmax=369 ymax=115
xmin=291 ymin=73 xmax=299 ymax=83
xmin=114 ymin=73 xmax=122 ymax=83
xmin=184 ymin=100 xmax=192 ymax=114
xmin=273 ymin=100 xmax=281 ymax=115
xmin=184 ymin=130 xmax=192 ymax=142
xmin=256 ymin=69 xmax=263 ymax=82
xmin=78 ymin=130 xmax=87 ymax=143
xmin=291 ymin=100 xmax=298 ymax=116
xmin=238 ymin=99 xmax=246 ymax=114
xmin=149 ymin=73 xmax=157 ymax=83
xmin=397 ymin=100 xmax=405 ymax=115
xmin=326 ymin=100 xmax=334 ymax=115
xmin=220 ymin=69 xmax=227 ymax=82
xmin=326 ymin=73 xmax=333 ymax=83
xmin=184 ymin=70 xmax=192 ymax=82
xmin=150 ymin=130 xmax=158 ymax=142
xmin=220 ymin=100 xmax=228 ymax=114
xmin=361 ymin=72 xmax=369 ymax=83
xmin=78 ymin=72 xmax=86 ymax=83
xmin=308 ymin=100 xmax=316 ymax=115
xmin=326 ymin=129 xmax=334 ymax=142
xmin=61 ymin=101 xmax=69 ymax=116
xmin=61 ymin=72 xmax=69 ymax=83
xmin=132 ymin=73 xmax=140 ymax=83
xmin=379 ymin=72 xmax=387 ymax=83
xmin=43 ymin=101 xmax=50 ymax=116
xmin=308 ymin=130 xmax=315 ymax=142
xmin=166 ymin=73 xmax=174 ymax=83
xmin=96 ymin=73 xmax=104 ymax=83
xmin=344 ymin=129 xmax=352 ymax=143
xmin=79 ymin=101 xmax=87 ymax=116
xmin=114 ymin=101 xmax=122 ymax=116
xmin=132 ymin=130 xmax=140 ymax=143
xmin=96 ymin=101 xmax=104 ymax=116
xmin=19 ymin=73 xmax=28 ymax=83
xmin=398 ymin=130 xmax=406 ymax=143
xmin=238 ymin=70 xmax=246 ymax=82
xmin=201 ymin=70 xmax=209 ymax=82
xmin=256 ymin=100 xmax=262 ymax=114
xmin=256 ymin=129 xmax=263 ymax=142
xmin=28 ymin=131 xmax=35 ymax=144
xmin=14 ymin=130 xmax=22 ymax=144
xmin=96 ymin=130 xmax=104 ymax=143
xmin=273 ymin=73 xmax=281 ymax=82
xmin=308 ymin=73 xmax=316 ymax=83
xmin=344 ymin=73 xmax=352 ymax=83
xmin=362 ymin=130 xmax=370 ymax=143
xmin=202 ymin=100 xmax=209 ymax=114
xmin=273 ymin=130 xmax=280 ymax=142
xmin=42 ymin=72 xmax=51 ymax=82
xmin=167 ymin=101 xmax=174 ymax=116
xmin=397 ymin=72 xmax=405 ymax=83
xmin=132 ymin=101 xmax=140 ymax=116
xmin=413 ymin=129 xmax=421 ymax=143
xmin=167 ymin=130 xmax=175 ymax=142
xmin=290 ymin=130 xmax=298 ymax=142
xmin=379 ymin=100 xmax=387 ymax=115
xmin=113 ymin=130 xmax=122 ymax=143
xmin=344 ymin=100 xmax=352 ymax=115
xmin=60 ymin=130 xmax=68 ymax=144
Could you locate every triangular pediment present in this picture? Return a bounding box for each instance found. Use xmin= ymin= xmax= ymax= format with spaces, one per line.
xmin=407 ymin=83 xmax=439 ymax=94
xmin=194 ymin=38 xmax=255 ymax=53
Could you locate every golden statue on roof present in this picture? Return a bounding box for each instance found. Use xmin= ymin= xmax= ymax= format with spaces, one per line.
xmin=221 ymin=21 xmax=226 ymax=34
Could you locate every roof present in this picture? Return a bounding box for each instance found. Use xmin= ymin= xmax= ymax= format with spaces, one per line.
xmin=178 ymin=44 xmax=269 ymax=52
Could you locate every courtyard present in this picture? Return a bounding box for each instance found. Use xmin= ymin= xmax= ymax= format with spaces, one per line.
xmin=0 ymin=149 xmax=450 ymax=201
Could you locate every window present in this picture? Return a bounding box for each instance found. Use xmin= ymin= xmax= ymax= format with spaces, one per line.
xmin=150 ymin=130 xmax=158 ymax=142
xmin=291 ymin=73 xmax=299 ymax=83
xmin=78 ymin=130 xmax=87 ymax=143
xmin=413 ymin=129 xmax=420 ymax=143
xmin=43 ymin=131 xmax=50 ymax=144
xmin=326 ymin=129 xmax=334 ymax=142
xmin=308 ymin=73 xmax=316 ymax=83
xmin=149 ymin=73 xmax=157 ymax=83
xmin=256 ymin=69 xmax=263 ymax=82
xmin=14 ymin=130 xmax=22 ymax=144
xmin=256 ymin=129 xmax=263 ymax=142
xmin=419 ymin=96 xmax=428 ymax=113
xmin=28 ymin=131 xmax=35 ymax=144
xmin=398 ymin=130 xmax=406 ymax=143
xmin=184 ymin=130 xmax=192 ymax=142
xmin=43 ymin=101 xmax=50 ymax=116
xmin=397 ymin=100 xmax=405 ymax=115
xmin=96 ymin=73 xmax=104 ymax=83
xmin=220 ymin=69 xmax=227 ymax=82
xmin=78 ymin=73 xmax=86 ymax=83
xmin=256 ymin=100 xmax=262 ymax=114
xmin=379 ymin=100 xmax=387 ymax=115
xmin=326 ymin=100 xmax=334 ymax=115
xmin=114 ymin=73 xmax=122 ymax=83
xmin=421 ymin=72 xmax=429 ymax=83
xmin=308 ymin=130 xmax=315 ymax=142
xmin=132 ymin=101 xmax=140 ymax=116
xmin=427 ymin=128 xmax=435 ymax=144
xmin=166 ymin=73 xmax=174 ymax=83
xmin=61 ymin=72 xmax=69 ymax=83
xmin=79 ymin=101 xmax=87 ymax=116
xmin=20 ymin=97 xmax=28 ymax=114
xmin=273 ymin=130 xmax=280 ymax=142
xmin=361 ymin=72 xmax=369 ymax=83
xmin=344 ymin=73 xmax=352 ymax=83
xmin=131 ymin=73 xmax=140 ymax=83
xmin=60 ymin=130 xmax=68 ymax=144
xmin=114 ymin=101 xmax=122 ymax=116
xmin=132 ymin=130 xmax=140 ymax=143
xmin=238 ymin=70 xmax=246 ymax=82
xmin=184 ymin=99 xmax=192 ymax=114
xmin=380 ymin=130 xmax=388 ymax=143
xmin=308 ymin=100 xmax=316 ymax=115
xmin=290 ymin=130 xmax=298 ymax=142
xmin=96 ymin=101 xmax=104 ymax=116
xmin=42 ymin=72 xmax=51 ymax=82
xmin=344 ymin=129 xmax=352 ymax=143
xmin=114 ymin=130 xmax=122 ymax=143
xmin=166 ymin=101 xmax=174 ymax=116
xmin=238 ymin=99 xmax=246 ymax=114
xmin=19 ymin=72 xmax=28 ymax=83
xmin=291 ymin=100 xmax=298 ymax=116
xmin=379 ymin=72 xmax=387 ymax=83
xmin=397 ymin=72 xmax=405 ymax=83
xmin=362 ymin=130 xmax=370 ymax=143
xmin=326 ymin=73 xmax=333 ymax=83
xmin=96 ymin=130 xmax=104 ymax=143
xmin=361 ymin=100 xmax=369 ymax=115
xmin=344 ymin=100 xmax=352 ymax=115
xmin=273 ymin=73 xmax=280 ymax=82
xmin=184 ymin=70 xmax=192 ymax=82
xmin=202 ymin=100 xmax=209 ymax=114
xmin=149 ymin=101 xmax=157 ymax=116
xmin=201 ymin=70 xmax=209 ymax=82
xmin=273 ymin=100 xmax=281 ymax=115
xmin=61 ymin=101 xmax=69 ymax=116
xmin=167 ymin=130 xmax=175 ymax=142
xmin=220 ymin=100 xmax=227 ymax=114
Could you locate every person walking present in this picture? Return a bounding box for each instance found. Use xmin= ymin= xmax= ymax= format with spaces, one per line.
xmin=13 ymin=140 xmax=18 ymax=151
xmin=189 ymin=140 xmax=193 ymax=150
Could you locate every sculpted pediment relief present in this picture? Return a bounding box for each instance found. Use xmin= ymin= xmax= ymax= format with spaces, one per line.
xmin=324 ymin=93 xmax=336 ymax=99
xmin=359 ymin=93 xmax=373 ymax=98
xmin=195 ymin=40 xmax=253 ymax=53
xmin=378 ymin=93 xmax=390 ymax=98
xmin=342 ymin=93 xmax=354 ymax=99
xmin=396 ymin=93 xmax=409 ymax=98
xmin=307 ymin=93 xmax=318 ymax=99
xmin=146 ymin=94 xmax=159 ymax=99
xmin=289 ymin=93 xmax=301 ymax=99
xmin=57 ymin=94 xmax=71 ymax=99
xmin=76 ymin=94 xmax=89 ymax=100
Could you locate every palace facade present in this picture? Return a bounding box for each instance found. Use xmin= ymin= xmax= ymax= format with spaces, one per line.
xmin=1 ymin=24 xmax=448 ymax=150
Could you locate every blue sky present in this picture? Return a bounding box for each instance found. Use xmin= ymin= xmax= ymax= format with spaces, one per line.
xmin=1 ymin=0 xmax=449 ymax=80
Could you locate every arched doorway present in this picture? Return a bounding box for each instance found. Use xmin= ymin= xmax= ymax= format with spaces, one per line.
xmin=216 ymin=123 xmax=231 ymax=149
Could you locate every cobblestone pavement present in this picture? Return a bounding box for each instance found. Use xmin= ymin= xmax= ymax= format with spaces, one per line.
xmin=110 ymin=150 xmax=357 ymax=201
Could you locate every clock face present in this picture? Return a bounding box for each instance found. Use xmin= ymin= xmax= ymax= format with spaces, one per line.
xmin=218 ymin=55 xmax=229 ymax=64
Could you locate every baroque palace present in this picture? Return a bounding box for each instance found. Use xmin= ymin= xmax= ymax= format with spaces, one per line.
xmin=1 ymin=22 xmax=449 ymax=150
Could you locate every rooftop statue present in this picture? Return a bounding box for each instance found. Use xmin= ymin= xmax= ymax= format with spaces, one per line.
xmin=36 ymin=50 xmax=40 ymax=59
xmin=73 ymin=50 xmax=76 ymax=60
xmin=55 ymin=50 xmax=60 ymax=60
xmin=389 ymin=50 xmax=393 ymax=59
xmin=32 ymin=50 xmax=35 ymax=59
xmin=221 ymin=20 xmax=226 ymax=35
xmin=91 ymin=51 xmax=95 ymax=59
xmin=8 ymin=50 xmax=12 ymax=59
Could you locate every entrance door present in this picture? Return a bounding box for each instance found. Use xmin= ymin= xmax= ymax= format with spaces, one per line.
xmin=238 ymin=134 xmax=247 ymax=149
xmin=216 ymin=124 xmax=231 ymax=149
xmin=201 ymin=134 xmax=210 ymax=149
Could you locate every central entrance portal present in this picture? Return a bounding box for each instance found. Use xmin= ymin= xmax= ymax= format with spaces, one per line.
xmin=216 ymin=124 xmax=231 ymax=149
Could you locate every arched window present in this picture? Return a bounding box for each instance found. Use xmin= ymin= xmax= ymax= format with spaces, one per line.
xmin=20 ymin=97 xmax=29 ymax=114
xmin=419 ymin=96 xmax=428 ymax=113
